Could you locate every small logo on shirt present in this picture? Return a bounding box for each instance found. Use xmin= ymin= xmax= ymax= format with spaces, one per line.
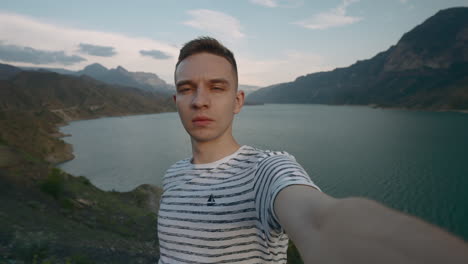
xmin=207 ymin=194 xmax=216 ymax=206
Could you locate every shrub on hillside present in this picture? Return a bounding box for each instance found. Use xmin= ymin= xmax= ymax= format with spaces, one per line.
xmin=40 ymin=168 xmax=65 ymax=199
xmin=10 ymin=231 xmax=55 ymax=263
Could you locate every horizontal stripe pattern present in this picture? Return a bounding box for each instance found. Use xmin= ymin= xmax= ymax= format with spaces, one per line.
xmin=158 ymin=145 xmax=319 ymax=263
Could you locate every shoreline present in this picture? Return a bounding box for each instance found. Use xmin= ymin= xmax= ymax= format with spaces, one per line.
xmin=49 ymin=110 xmax=176 ymax=166
xmin=261 ymin=103 xmax=468 ymax=114
xmin=366 ymin=104 xmax=468 ymax=114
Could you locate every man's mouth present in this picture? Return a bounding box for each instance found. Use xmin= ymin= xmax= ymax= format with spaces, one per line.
xmin=192 ymin=116 xmax=214 ymax=126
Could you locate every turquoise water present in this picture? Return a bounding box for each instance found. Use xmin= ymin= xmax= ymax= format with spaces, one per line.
xmin=59 ymin=104 xmax=468 ymax=241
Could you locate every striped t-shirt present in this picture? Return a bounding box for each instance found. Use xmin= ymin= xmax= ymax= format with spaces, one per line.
xmin=157 ymin=145 xmax=320 ymax=263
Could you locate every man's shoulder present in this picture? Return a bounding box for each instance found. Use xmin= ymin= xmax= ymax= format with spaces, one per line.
xmin=254 ymin=147 xmax=297 ymax=164
xmin=252 ymin=148 xmax=310 ymax=179
xmin=165 ymin=157 xmax=191 ymax=174
xmin=230 ymin=146 xmax=301 ymax=175
xmin=233 ymin=145 xmax=297 ymax=164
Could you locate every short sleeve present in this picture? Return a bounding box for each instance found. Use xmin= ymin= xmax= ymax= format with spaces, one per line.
xmin=254 ymin=153 xmax=320 ymax=236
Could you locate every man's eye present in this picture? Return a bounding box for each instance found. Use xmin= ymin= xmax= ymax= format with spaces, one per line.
xmin=178 ymin=87 xmax=190 ymax=92
xmin=212 ymin=87 xmax=223 ymax=90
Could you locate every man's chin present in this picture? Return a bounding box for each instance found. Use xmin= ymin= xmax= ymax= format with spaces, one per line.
xmin=189 ymin=131 xmax=220 ymax=143
xmin=191 ymin=136 xmax=217 ymax=143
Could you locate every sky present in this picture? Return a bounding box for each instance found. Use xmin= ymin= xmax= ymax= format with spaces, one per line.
xmin=1 ymin=0 xmax=467 ymax=87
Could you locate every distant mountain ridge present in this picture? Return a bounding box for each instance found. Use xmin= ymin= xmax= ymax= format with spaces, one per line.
xmin=238 ymin=84 xmax=261 ymax=95
xmin=78 ymin=63 xmax=174 ymax=94
xmin=0 ymin=63 xmax=22 ymax=80
xmin=247 ymin=7 xmax=468 ymax=111
xmin=0 ymin=66 xmax=175 ymax=121
xmin=21 ymin=63 xmax=175 ymax=95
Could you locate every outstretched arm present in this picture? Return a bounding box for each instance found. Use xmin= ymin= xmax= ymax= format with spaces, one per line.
xmin=275 ymin=185 xmax=468 ymax=264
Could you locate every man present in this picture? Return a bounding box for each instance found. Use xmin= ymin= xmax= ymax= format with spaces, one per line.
xmin=157 ymin=37 xmax=468 ymax=263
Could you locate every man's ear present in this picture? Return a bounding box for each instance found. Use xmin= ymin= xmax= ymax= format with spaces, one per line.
xmin=173 ymin=94 xmax=176 ymax=103
xmin=234 ymin=90 xmax=245 ymax=114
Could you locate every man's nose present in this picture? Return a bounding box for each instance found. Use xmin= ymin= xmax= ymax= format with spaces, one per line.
xmin=191 ymin=87 xmax=210 ymax=109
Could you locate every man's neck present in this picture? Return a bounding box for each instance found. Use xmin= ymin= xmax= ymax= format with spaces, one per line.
xmin=191 ymin=136 xmax=241 ymax=164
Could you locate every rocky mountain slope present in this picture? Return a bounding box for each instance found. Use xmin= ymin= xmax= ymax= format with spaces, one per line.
xmin=247 ymin=7 xmax=468 ymax=111
xmin=0 ymin=63 xmax=22 ymax=80
xmin=77 ymin=63 xmax=174 ymax=94
xmin=21 ymin=63 xmax=175 ymax=94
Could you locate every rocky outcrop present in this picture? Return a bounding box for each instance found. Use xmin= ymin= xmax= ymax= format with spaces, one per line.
xmin=78 ymin=63 xmax=174 ymax=94
xmin=247 ymin=7 xmax=468 ymax=111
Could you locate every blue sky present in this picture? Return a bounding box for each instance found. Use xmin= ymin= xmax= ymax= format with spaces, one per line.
xmin=0 ymin=0 xmax=467 ymax=86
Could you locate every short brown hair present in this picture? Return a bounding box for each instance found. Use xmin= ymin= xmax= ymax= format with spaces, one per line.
xmin=175 ymin=36 xmax=238 ymax=84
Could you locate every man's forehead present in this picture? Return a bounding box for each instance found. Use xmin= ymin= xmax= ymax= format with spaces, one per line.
xmin=175 ymin=53 xmax=236 ymax=80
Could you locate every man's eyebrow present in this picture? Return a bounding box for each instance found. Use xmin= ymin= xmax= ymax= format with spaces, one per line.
xmin=176 ymin=78 xmax=230 ymax=88
xmin=175 ymin=80 xmax=194 ymax=88
xmin=209 ymin=79 xmax=229 ymax=85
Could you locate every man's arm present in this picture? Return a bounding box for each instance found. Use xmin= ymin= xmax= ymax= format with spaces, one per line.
xmin=275 ymin=185 xmax=468 ymax=264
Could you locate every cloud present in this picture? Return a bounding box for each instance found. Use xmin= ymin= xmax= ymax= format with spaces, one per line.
xmin=0 ymin=42 xmax=86 ymax=65
xmin=249 ymin=0 xmax=303 ymax=8
xmin=0 ymin=12 xmax=179 ymax=82
xmin=250 ymin=0 xmax=278 ymax=7
xmin=139 ymin=49 xmax=172 ymax=60
xmin=237 ymin=50 xmax=333 ymax=86
xmin=78 ymin=43 xmax=116 ymax=57
xmin=294 ymin=0 xmax=362 ymax=30
xmin=183 ymin=9 xmax=245 ymax=40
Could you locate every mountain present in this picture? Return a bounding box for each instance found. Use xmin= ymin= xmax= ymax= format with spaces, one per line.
xmin=132 ymin=71 xmax=169 ymax=88
xmin=77 ymin=63 xmax=174 ymax=94
xmin=20 ymin=63 xmax=175 ymax=94
xmin=247 ymin=7 xmax=468 ymax=110
xmin=19 ymin=66 xmax=78 ymax=75
xmin=0 ymin=63 xmax=22 ymax=80
xmin=0 ymin=69 xmax=174 ymax=118
xmin=238 ymin=84 xmax=261 ymax=95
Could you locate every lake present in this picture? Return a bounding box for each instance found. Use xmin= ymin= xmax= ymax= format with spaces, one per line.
xmin=58 ymin=104 xmax=468 ymax=241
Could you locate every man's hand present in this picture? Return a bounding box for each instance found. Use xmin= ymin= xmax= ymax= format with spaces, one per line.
xmin=275 ymin=185 xmax=468 ymax=264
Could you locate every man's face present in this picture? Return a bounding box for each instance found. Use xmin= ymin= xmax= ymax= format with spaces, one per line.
xmin=174 ymin=52 xmax=244 ymax=143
